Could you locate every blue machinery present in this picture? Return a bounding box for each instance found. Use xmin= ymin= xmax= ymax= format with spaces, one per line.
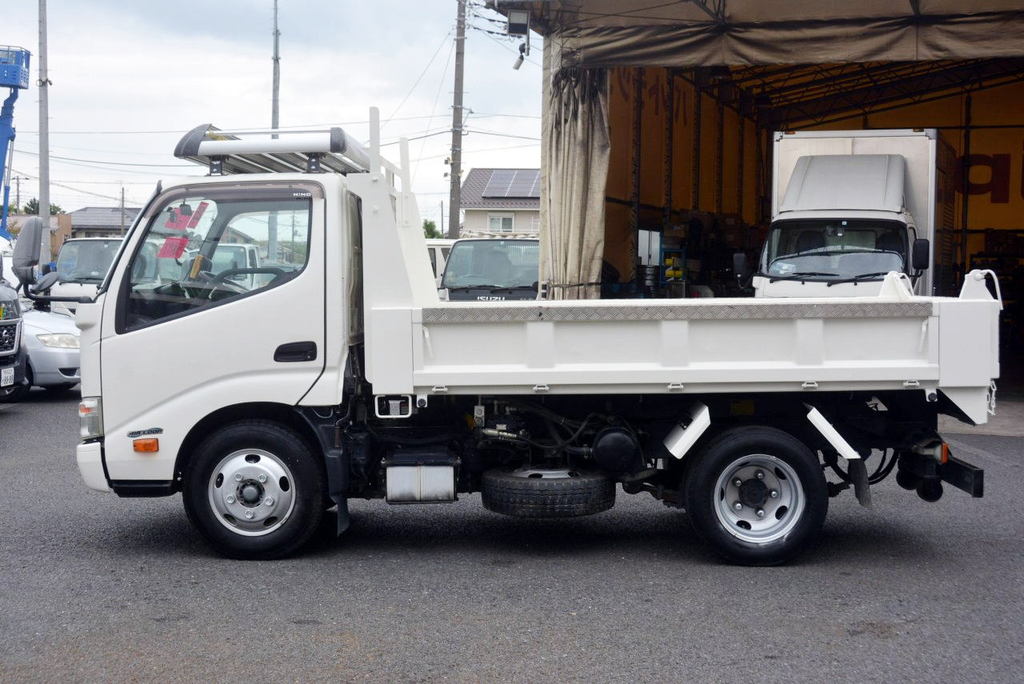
xmin=0 ymin=45 xmax=31 ymax=241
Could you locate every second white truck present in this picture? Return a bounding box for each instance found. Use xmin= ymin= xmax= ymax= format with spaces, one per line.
xmin=755 ymin=129 xmax=956 ymax=298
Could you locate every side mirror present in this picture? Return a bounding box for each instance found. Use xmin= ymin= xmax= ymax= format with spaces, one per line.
xmin=912 ymin=238 xmax=930 ymax=271
xmin=30 ymin=271 xmax=61 ymax=294
xmin=12 ymin=216 xmax=44 ymax=286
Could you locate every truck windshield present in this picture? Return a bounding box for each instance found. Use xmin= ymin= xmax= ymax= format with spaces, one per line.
xmin=56 ymin=239 xmax=122 ymax=283
xmin=441 ymin=239 xmax=539 ymax=289
xmin=761 ymin=219 xmax=906 ymax=280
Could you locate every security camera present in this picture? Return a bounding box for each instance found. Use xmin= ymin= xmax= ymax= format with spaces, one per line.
xmin=512 ymin=42 xmax=527 ymax=70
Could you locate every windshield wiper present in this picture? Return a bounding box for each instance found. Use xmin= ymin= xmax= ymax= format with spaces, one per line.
xmin=826 ymin=272 xmax=893 ymax=286
xmin=767 ymin=271 xmax=834 ymax=283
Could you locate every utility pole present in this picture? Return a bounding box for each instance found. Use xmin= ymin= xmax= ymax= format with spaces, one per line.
xmin=271 ymin=0 xmax=280 ymax=133
xmin=120 ymin=186 xmax=126 ymax=234
xmin=268 ymin=0 xmax=281 ymax=261
xmin=446 ymin=0 xmax=466 ymax=239
xmin=38 ymin=0 xmax=52 ymax=263
xmin=13 ymin=175 xmax=26 ymax=210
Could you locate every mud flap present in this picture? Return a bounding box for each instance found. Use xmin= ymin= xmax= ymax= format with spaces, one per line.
xmin=847 ymin=459 xmax=873 ymax=508
xmin=324 ymin=447 xmax=351 ymax=536
xmin=334 ymin=496 xmax=351 ymax=535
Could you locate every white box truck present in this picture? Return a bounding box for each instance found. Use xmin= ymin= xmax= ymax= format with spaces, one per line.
xmin=15 ymin=112 xmax=1002 ymax=565
xmin=754 ymin=129 xmax=956 ymax=298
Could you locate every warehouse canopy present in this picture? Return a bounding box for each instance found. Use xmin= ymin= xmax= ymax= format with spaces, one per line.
xmin=491 ymin=1 xmax=1024 ymax=297
xmin=498 ymin=1 xmax=1024 ymax=66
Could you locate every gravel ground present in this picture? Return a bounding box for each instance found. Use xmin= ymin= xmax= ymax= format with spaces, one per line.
xmin=1 ymin=391 xmax=1022 ymax=682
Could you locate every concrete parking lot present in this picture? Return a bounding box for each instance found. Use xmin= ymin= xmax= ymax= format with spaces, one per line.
xmin=1 ymin=391 xmax=1022 ymax=682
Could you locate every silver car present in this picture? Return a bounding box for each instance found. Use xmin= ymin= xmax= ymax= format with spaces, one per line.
xmin=2 ymin=307 xmax=80 ymax=400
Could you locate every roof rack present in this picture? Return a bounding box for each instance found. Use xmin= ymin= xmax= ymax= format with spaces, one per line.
xmin=173 ymin=124 xmax=372 ymax=175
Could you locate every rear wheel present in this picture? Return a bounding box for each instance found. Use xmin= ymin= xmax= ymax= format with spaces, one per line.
xmin=685 ymin=426 xmax=827 ymax=565
xmin=183 ymin=421 xmax=325 ymax=559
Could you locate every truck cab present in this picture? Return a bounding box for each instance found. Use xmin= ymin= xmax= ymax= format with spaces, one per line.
xmin=438 ymin=238 xmax=539 ymax=301
xmin=754 ymin=130 xmax=943 ymax=298
xmin=51 ymin=237 xmax=123 ymax=314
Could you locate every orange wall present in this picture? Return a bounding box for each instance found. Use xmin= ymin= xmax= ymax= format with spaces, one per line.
xmin=606 ymin=67 xmax=762 ymax=277
xmin=605 ymin=68 xmax=1024 ymax=278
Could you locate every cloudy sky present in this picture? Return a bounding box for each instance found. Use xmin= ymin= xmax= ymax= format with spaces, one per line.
xmin=3 ymin=0 xmax=543 ymax=228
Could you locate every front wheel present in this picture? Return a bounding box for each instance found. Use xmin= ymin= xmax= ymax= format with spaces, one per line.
xmin=685 ymin=426 xmax=828 ymax=565
xmin=183 ymin=421 xmax=325 ymax=559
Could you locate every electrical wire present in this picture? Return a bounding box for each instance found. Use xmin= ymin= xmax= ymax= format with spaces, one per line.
xmin=465 ymin=129 xmax=541 ymax=141
xmin=13 ymin=148 xmax=192 ymax=168
xmin=382 ymin=28 xmax=455 ymax=129
xmin=413 ymin=28 xmax=457 ymax=185
xmin=473 ymin=26 xmax=542 ymax=68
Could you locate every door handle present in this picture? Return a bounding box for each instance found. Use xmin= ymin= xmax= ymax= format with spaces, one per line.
xmin=274 ymin=341 xmax=317 ymax=363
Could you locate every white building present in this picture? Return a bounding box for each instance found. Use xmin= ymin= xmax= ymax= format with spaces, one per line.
xmin=459 ymin=168 xmax=540 ymax=238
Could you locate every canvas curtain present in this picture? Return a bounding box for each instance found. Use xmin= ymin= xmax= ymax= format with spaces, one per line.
xmin=540 ymin=37 xmax=610 ymax=300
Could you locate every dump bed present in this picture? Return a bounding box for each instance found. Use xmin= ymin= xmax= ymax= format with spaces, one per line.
xmin=364 ymin=273 xmax=999 ymax=425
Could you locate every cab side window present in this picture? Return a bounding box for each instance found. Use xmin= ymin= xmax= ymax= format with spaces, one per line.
xmin=121 ymin=193 xmax=311 ymax=331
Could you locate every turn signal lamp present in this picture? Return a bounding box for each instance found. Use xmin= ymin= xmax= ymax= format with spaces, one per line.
xmin=133 ymin=438 xmax=160 ymax=453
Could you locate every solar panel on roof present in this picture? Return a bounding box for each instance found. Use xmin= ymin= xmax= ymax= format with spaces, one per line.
xmin=482 ymin=169 xmax=540 ymax=199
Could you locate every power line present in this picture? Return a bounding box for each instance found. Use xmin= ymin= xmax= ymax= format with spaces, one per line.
xmin=473 ymin=25 xmax=541 ymax=67
xmin=413 ymin=26 xmax=457 ymax=185
xmin=14 ymin=148 xmax=192 ymax=168
xmin=16 ymin=113 xmax=538 ymax=137
xmin=383 ymin=28 xmax=455 ymax=128
xmin=466 ymin=129 xmax=541 ymax=141
xmin=11 ymin=168 xmax=145 ymax=203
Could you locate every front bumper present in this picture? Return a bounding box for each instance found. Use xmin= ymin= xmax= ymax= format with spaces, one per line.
xmin=76 ymin=440 xmax=111 ymax=492
xmin=0 ymin=345 xmax=28 ymax=394
xmin=28 ymin=345 xmax=80 ymax=387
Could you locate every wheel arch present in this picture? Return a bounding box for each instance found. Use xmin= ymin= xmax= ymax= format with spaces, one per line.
xmin=173 ymin=402 xmax=323 ymax=491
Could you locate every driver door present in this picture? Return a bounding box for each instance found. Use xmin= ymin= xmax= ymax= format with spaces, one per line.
xmin=98 ymin=182 xmax=326 ymax=481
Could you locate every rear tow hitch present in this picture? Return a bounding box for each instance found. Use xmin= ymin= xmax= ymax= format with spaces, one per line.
xmin=896 ymin=444 xmax=984 ymax=502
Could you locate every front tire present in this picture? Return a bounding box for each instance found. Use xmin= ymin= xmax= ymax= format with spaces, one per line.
xmin=183 ymin=421 xmax=325 ymax=559
xmin=685 ymin=426 xmax=827 ymax=565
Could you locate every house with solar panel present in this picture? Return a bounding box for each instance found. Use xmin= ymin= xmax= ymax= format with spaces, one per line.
xmin=459 ymin=168 xmax=540 ymax=238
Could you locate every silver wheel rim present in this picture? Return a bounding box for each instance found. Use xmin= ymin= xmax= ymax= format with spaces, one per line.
xmin=713 ymin=454 xmax=804 ymax=544
xmin=208 ymin=448 xmax=296 ymax=537
xmin=508 ymin=468 xmax=579 ymax=479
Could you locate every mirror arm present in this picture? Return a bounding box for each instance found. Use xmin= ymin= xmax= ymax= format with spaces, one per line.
xmin=21 ymin=289 xmax=94 ymax=304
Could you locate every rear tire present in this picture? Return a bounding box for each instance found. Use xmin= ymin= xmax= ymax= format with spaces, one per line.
xmin=183 ymin=420 xmax=325 ymax=559
xmin=482 ymin=468 xmax=615 ymax=518
xmin=685 ymin=426 xmax=827 ymax=565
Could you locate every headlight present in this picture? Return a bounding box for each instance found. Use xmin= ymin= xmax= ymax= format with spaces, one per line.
xmin=79 ymin=397 xmax=104 ymax=439
xmin=37 ymin=333 xmax=79 ymax=349
xmin=0 ymin=299 xmax=19 ymax=320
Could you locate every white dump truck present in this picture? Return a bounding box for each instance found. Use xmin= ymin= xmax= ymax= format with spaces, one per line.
xmin=14 ymin=111 xmax=1001 ymax=564
xmin=755 ymin=129 xmax=954 ymax=298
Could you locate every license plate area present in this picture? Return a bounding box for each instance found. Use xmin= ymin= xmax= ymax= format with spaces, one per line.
xmin=1 ymin=366 xmax=13 ymax=387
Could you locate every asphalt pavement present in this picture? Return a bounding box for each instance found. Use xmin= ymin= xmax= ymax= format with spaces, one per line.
xmin=1 ymin=391 xmax=1022 ymax=682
